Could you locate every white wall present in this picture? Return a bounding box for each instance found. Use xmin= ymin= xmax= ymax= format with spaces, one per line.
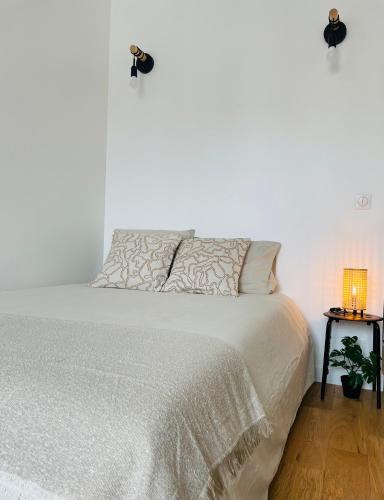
xmin=105 ymin=0 xmax=384 ymax=382
xmin=0 ymin=0 xmax=110 ymax=290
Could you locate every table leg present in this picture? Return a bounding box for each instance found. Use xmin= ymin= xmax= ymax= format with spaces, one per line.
xmin=321 ymin=319 xmax=333 ymax=400
xmin=373 ymin=322 xmax=381 ymax=409
xmin=373 ymin=329 xmax=377 ymax=392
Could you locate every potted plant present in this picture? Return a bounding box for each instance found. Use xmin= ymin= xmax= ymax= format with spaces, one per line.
xmin=329 ymin=336 xmax=377 ymax=399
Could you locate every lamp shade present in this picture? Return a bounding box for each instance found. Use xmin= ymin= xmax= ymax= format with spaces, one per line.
xmin=342 ymin=268 xmax=367 ymax=312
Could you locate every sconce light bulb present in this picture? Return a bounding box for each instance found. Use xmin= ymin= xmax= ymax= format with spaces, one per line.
xmin=130 ymin=75 xmax=138 ymax=89
xmin=327 ymin=45 xmax=336 ymax=59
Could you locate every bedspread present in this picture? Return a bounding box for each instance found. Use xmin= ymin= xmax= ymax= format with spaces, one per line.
xmin=0 ymin=313 xmax=270 ymax=500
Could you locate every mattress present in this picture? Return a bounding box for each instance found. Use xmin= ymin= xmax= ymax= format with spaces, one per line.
xmin=0 ymin=285 xmax=314 ymax=499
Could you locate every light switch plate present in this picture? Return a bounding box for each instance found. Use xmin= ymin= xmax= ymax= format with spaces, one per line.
xmin=355 ymin=193 xmax=372 ymax=210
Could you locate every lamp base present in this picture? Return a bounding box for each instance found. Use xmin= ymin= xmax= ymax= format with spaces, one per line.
xmin=351 ymin=309 xmax=364 ymax=318
xmin=344 ymin=308 xmax=365 ymax=315
xmin=342 ymin=308 xmax=366 ymax=318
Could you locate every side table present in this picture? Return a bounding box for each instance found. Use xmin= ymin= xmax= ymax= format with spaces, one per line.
xmin=321 ymin=311 xmax=383 ymax=409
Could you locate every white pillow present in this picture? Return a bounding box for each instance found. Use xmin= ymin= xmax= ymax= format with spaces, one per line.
xmin=162 ymin=238 xmax=250 ymax=296
xmin=91 ymin=231 xmax=182 ymax=291
xmin=239 ymin=241 xmax=281 ymax=294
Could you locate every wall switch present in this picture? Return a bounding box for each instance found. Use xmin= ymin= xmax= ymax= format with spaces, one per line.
xmin=354 ymin=193 xmax=372 ymax=210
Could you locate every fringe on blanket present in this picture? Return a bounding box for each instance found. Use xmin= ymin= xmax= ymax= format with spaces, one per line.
xmin=1 ymin=420 xmax=272 ymax=500
xmin=204 ymin=417 xmax=273 ymax=500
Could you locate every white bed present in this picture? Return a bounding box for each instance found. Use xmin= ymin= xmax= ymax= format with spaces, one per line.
xmin=0 ymin=285 xmax=314 ymax=499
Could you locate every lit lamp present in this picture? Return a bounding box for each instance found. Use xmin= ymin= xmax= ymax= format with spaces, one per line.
xmin=342 ymin=268 xmax=367 ymax=316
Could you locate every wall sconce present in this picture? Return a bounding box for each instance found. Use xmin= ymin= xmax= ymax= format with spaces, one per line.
xmin=342 ymin=268 xmax=367 ymax=316
xmin=324 ymin=9 xmax=347 ymax=48
xmin=130 ymin=45 xmax=154 ymax=88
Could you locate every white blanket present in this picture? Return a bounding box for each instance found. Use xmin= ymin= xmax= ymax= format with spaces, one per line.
xmin=0 ymin=313 xmax=270 ymax=500
xmin=0 ymin=285 xmax=313 ymax=499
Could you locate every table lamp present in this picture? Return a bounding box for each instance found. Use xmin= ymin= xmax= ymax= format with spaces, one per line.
xmin=342 ymin=268 xmax=367 ymax=316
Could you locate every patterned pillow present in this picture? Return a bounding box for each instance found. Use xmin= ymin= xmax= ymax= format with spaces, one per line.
xmin=91 ymin=231 xmax=182 ymax=291
xmin=162 ymin=238 xmax=251 ymax=296
xmin=116 ymin=228 xmax=195 ymax=240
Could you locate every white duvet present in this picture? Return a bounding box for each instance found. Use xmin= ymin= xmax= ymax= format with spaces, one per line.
xmin=0 ymin=285 xmax=313 ymax=499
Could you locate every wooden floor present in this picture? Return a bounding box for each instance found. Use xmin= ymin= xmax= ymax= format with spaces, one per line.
xmin=269 ymin=382 xmax=384 ymax=500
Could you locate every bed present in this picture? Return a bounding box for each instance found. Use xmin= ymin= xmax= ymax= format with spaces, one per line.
xmin=0 ymin=284 xmax=314 ymax=499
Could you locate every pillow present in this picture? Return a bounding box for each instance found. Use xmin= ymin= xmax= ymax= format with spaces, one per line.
xmin=115 ymin=228 xmax=195 ymax=240
xmin=162 ymin=238 xmax=250 ymax=296
xmin=91 ymin=231 xmax=182 ymax=291
xmin=239 ymin=241 xmax=281 ymax=294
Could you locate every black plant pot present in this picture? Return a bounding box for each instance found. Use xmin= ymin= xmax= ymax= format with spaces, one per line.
xmin=341 ymin=375 xmax=363 ymax=399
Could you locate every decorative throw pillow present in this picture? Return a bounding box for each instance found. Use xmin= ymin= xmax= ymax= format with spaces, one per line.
xmin=239 ymin=241 xmax=281 ymax=294
xmin=116 ymin=228 xmax=195 ymax=240
xmin=91 ymin=231 xmax=182 ymax=291
xmin=162 ymin=238 xmax=250 ymax=296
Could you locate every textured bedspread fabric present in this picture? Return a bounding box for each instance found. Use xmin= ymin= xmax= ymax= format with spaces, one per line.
xmin=0 ymin=285 xmax=311 ymax=421
xmin=0 ymin=285 xmax=313 ymax=499
xmin=0 ymin=314 xmax=270 ymax=500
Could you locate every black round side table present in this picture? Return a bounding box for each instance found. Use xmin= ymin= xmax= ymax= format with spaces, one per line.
xmin=321 ymin=311 xmax=383 ymax=409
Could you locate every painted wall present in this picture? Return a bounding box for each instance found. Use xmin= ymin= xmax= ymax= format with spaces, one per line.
xmin=0 ymin=0 xmax=110 ymax=290
xmin=105 ymin=0 xmax=384 ymax=382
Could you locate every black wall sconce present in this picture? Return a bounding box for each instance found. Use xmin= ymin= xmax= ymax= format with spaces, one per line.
xmin=324 ymin=9 xmax=347 ymax=48
xmin=130 ymin=45 xmax=154 ymax=86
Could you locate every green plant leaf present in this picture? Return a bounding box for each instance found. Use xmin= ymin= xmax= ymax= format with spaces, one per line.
xmin=330 ymin=349 xmax=343 ymax=357
xmin=342 ymin=336 xmax=358 ymax=347
xmin=354 ymin=373 xmax=364 ymax=389
xmin=348 ymin=372 xmax=363 ymax=389
xmin=330 ymin=360 xmax=347 ymax=369
xmin=348 ymin=372 xmax=356 ymax=388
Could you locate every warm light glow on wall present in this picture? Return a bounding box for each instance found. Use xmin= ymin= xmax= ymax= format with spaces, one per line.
xmin=342 ymin=268 xmax=367 ymax=312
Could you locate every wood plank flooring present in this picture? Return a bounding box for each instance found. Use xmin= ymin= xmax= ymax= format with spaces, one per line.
xmin=269 ymin=382 xmax=384 ymax=500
